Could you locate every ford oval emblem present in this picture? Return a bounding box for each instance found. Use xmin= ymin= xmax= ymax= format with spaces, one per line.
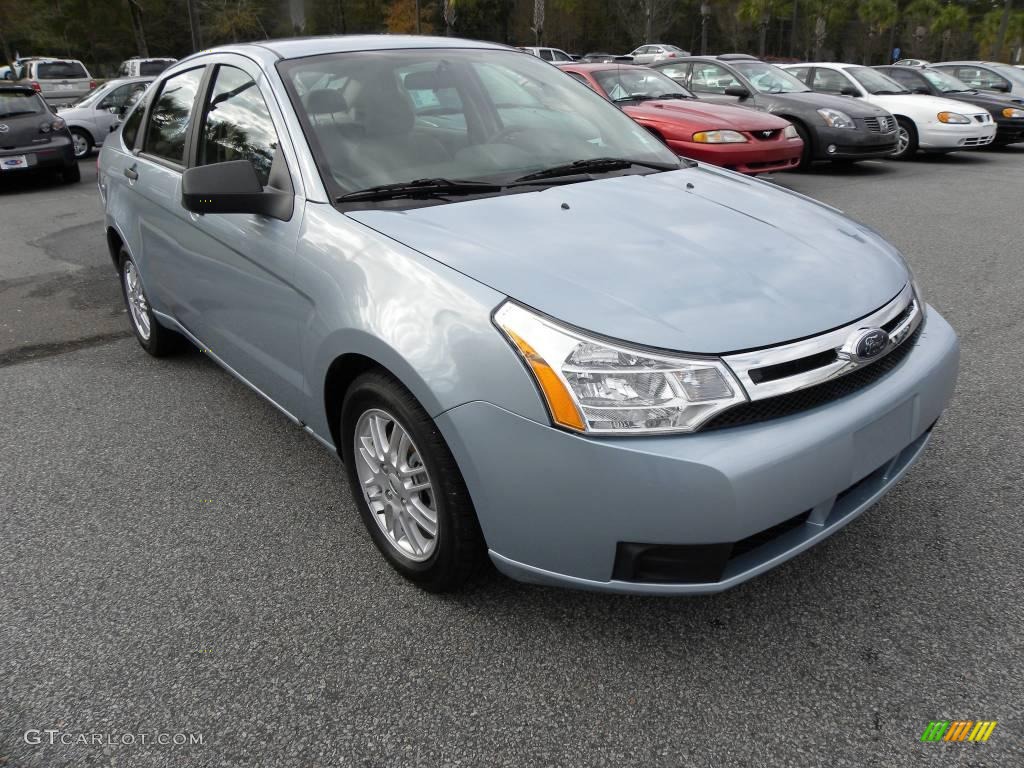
xmin=849 ymin=328 xmax=889 ymax=362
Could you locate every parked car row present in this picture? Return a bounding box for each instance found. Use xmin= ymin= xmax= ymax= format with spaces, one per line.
xmin=93 ymin=36 xmax=962 ymax=595
xmin=548 ymin=53 xmax=1023 ymax=174
xmin=1 ymin=56 xmax=174 ymax=108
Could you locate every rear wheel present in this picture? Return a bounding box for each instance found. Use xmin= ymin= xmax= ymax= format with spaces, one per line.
xmin=118 ymin=249 xmax=181 ymax=356
xmin=893 ymin=117 xmax=918 ymax=160
xmin=62 ymin=162 xmax=81 ymax=183
xmin=341 ymin=370 xmax=486 ymax=592
xmin=70 ymin=128 xmax=92 ymax=159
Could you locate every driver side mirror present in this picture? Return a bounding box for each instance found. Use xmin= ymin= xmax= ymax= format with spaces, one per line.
xmin=993 ymin=82 xmax=1011 ymax=93
xmin=181 ymin=160 xmax=293 ymax=221
xmin=840 ymin=85 xmax=860 ymax=96
xmin=912 ymin=85 xmax=930 ymax=94
xmin=724 ymin=84 xmax=750 ymax=98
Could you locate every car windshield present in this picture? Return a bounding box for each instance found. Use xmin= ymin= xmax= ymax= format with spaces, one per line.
xmin=593 ymin=67 xmax=693 ymax=101
xmin=920 ymin=68 xmax=972 ymax=93
xmin=36 ymin=61 xmax=88 ymax=79
xmin=0 ymin=89 xmax=45 ymax=116
xmin=731 ymin=61 xmax=809 ymax=93
xmin=847 ymin=66 xmax=908 ymax=94
xmin=279 ymin=48 xmax=678 ymax=198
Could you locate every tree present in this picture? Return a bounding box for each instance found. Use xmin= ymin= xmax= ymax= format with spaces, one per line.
xmin=386 ymin=0 xmax=433 ymax=33
xmin=126 ymin=0 xmax=148 ymax=57
xmin=858 ymin=0 xmax=897 ymax=64
xmin=530 ymin=0 xmax=544 ymax=45
xmin=738 ymin=0 xmax=780 ymax=57
xmin=615 ymin=0 xmax=678 ymax=46
xmin=932 ymin=2 xmax=968 ymax=60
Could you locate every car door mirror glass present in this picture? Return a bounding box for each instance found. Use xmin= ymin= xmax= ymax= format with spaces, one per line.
xmin=724 ymin=84 xmax=749 ymax=98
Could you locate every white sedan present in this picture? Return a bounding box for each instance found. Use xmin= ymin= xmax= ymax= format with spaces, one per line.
xmin=782 ymin=62 xmax=996 ymax=159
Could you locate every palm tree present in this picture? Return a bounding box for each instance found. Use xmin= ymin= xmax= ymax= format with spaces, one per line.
xmin=738 ymin=0 xmax=777 ymax=57
xmin=932 ymin=3 xmax=969 ymax=60
xmin=858 ymin=0 xmax=897 ymax=64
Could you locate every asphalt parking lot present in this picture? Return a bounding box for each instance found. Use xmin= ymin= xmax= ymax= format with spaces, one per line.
xmin=1 ymin=151 xmax=1022 ymax=767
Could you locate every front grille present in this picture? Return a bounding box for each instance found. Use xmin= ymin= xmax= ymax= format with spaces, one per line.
xmin=863 ymin=116 xmax=896 ymax=133
xmin=751 ymin=129 xmax=781 ymax=141
xmin=963 ymin=135 xmax=993 ymax=146
xmin=702 ymin=322 xmax=924 ymax=431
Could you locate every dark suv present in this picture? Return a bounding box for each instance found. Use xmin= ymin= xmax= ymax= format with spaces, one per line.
xmin=0 ymin=84 xmax=79 ymax=182
xmin=875 ymin=65 xmax=1024 ymax=146
xmin=651 ymin=54 xmax=898 ymax=168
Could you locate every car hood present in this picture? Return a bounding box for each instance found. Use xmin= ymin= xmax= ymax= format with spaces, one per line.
xmin=942 ymin=90 xmax=1023 ymax=110
xmin=761 ymin=90 xmax=891 ymax=118
xmin=347 ymin=166 xmax=909 ymax=354
xmin=625 ymin=99 xmax=788 ymax=130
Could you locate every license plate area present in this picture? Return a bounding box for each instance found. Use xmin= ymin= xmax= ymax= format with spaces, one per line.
xmin=1 ymin=155 xmax=29 ymax=170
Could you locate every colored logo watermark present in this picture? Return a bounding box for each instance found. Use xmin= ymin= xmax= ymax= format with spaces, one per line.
xmin=920 ymin=720 xmax=997 ymax=742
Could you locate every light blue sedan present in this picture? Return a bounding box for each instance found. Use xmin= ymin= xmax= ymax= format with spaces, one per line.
xmin=97 ymin=36 xmax=959 ymax=594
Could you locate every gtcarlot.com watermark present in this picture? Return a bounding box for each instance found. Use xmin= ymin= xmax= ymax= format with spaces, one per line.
xmin=24 ymin=729 xmax=203 ymax=747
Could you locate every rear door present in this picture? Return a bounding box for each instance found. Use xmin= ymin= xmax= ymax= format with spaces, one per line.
xmin=131 ymin=66 xmax=207 ymax=318
xmin=34 ymin=60 xmax=92 ymax=106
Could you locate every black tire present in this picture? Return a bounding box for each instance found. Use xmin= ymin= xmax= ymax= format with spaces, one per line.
xmin=789 ymin=119 xmax=814 ymax=171
xmin=62 ymin=161 xmax=81 ymax=183
xmin=117 ymin=248 xmax=181 ymax=357
xmin=70 ymin=128 xmax=92 ymax=159
xmin=893 ymin=117 xmax=919 ymax=160
xmin=340 ymin=370 xmax=486 ymax=592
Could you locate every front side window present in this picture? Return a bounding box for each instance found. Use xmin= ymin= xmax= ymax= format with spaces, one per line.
xmin=812 ymin=67 xmax=853 ymax=94
xmin=539 ymin=49 xmax=554 ymax=61
xmin=658 ymin=63 xmax=691 ymax=81
xmin=279 ymin=48 xmax=676 ymax=198
xmin=197 ymin=65 xmax=280 ymax=187
xmin=786 ymin=67 xmax=809 ymax=82
xmin=846 ymin=66 xmax=908 ymax=95
xmin=732 ymin=61 xmax=809 ymax=93
xmin=144 ymin=67 xmax=204 ymax=165
xmin=689 ymin=63 xmax=742 ymax=93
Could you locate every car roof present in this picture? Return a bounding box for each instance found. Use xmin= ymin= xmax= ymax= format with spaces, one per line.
xmin=0 ymin=84 xmax=36 ymax=93
xmin=179 ymin=35 xmax=511 ymax=65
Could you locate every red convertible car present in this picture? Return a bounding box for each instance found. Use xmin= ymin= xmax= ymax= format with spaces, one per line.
xmin=559 ymin=63 xmax=803 ymax=174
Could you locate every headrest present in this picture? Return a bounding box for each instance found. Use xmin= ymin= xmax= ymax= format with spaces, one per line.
xmin=402 ymin=68 xmax=456 ymax=91
xmin=305 ymin=88 xmax=348 ymax=115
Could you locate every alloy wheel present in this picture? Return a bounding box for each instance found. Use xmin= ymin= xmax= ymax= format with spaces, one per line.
xmin=354 ymin=408 xmax=438 ymax=562
xmin=123 ymin=260 xmax=151 ymax=340
xmin=71 ymin=132 xmax=89 ymax=158
xmin=895 ymin=127 xmax=910 ymax=157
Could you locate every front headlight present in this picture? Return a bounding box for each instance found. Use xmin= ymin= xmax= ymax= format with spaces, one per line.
xmin=1002 ymin=107 xmax=1024 ymax=119
xmin=783 ymin=124 xmax=799 ymax=139
xmin=494 ymin=303 xmax=747 ymax=434
xmin=692 ymin=129 xmax=747 ymax=144
xmin=817 ymin=108 xmax=855 ymax=129
xmin=937 ymin=111 xmax=970 ymax=124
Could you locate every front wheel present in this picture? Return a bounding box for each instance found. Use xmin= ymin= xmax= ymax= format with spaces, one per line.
xmin=70 ymin=128 xmax=92 ymax=159
xmin=892 ymin=118 xmax=918 ymax=160
xmin=341 ymin=371 xmax=486 ymax=592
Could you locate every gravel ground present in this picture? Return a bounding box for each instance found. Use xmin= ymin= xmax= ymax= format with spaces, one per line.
xmin=0 ymin=148 xmax=1022 ymax=767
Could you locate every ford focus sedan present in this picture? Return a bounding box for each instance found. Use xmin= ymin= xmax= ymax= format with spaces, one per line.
xmin=98 ymin=37 xmax=959 ymax=594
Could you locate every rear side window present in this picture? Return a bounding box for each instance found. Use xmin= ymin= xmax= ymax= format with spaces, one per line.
xmin=538 ymin=49 xmax=554 ymax=61
xmin=197 ymin=65 xmax=280 ymax=186
xmin=0 ymin=89 xmax=45 ymax=116
xmin=812 ymin=68 xmax=849 ymax=94
xmin=36 ymin=62 xmax=88 ymax=79
xmin=144 ymin=67 xmax=204 ymax=165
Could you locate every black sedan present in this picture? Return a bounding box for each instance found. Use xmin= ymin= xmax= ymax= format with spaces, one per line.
xmin=875 ymin=65 xmax=1024 ymax=146
xmin=650 ymin=54 xmax=898 ymax=169
xmin=0 ymin=84 xmax=79 ymax=182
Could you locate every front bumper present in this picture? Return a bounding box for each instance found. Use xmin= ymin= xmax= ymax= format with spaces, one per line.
xmin=437 ymin=308 xmax=959 ymax=594
xmin=918 ymin=121 xmax=997 ymax=150
xmin=810 ymin=126 xmax=897 ymax=160
xmin=994 ymin=121 xmax=1024 ymax=144
xmin=0 ymin=136 xmax=75 ymax=171
xmin=670 ymin=137 xmax=803 ymax=175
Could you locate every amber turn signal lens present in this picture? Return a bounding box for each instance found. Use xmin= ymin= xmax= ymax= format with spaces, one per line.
xmin=501 ymin=327 xmax=586 ymax=431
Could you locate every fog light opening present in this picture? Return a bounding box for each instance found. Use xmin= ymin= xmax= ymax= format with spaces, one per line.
xmin=827 ymin=144 xmax=837 ymax=154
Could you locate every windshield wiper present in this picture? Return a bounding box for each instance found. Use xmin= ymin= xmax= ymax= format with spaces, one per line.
xmin=336 ymin=178 xmax=503 ymax=203
xmin=654 ymin=92 xmax=690 ymax=100
xmin=513 ymin=157 xmax=679 ymax=183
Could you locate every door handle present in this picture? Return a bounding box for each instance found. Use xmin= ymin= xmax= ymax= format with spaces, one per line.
xmin=124 ymin=166 xmax=138 ymax=181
